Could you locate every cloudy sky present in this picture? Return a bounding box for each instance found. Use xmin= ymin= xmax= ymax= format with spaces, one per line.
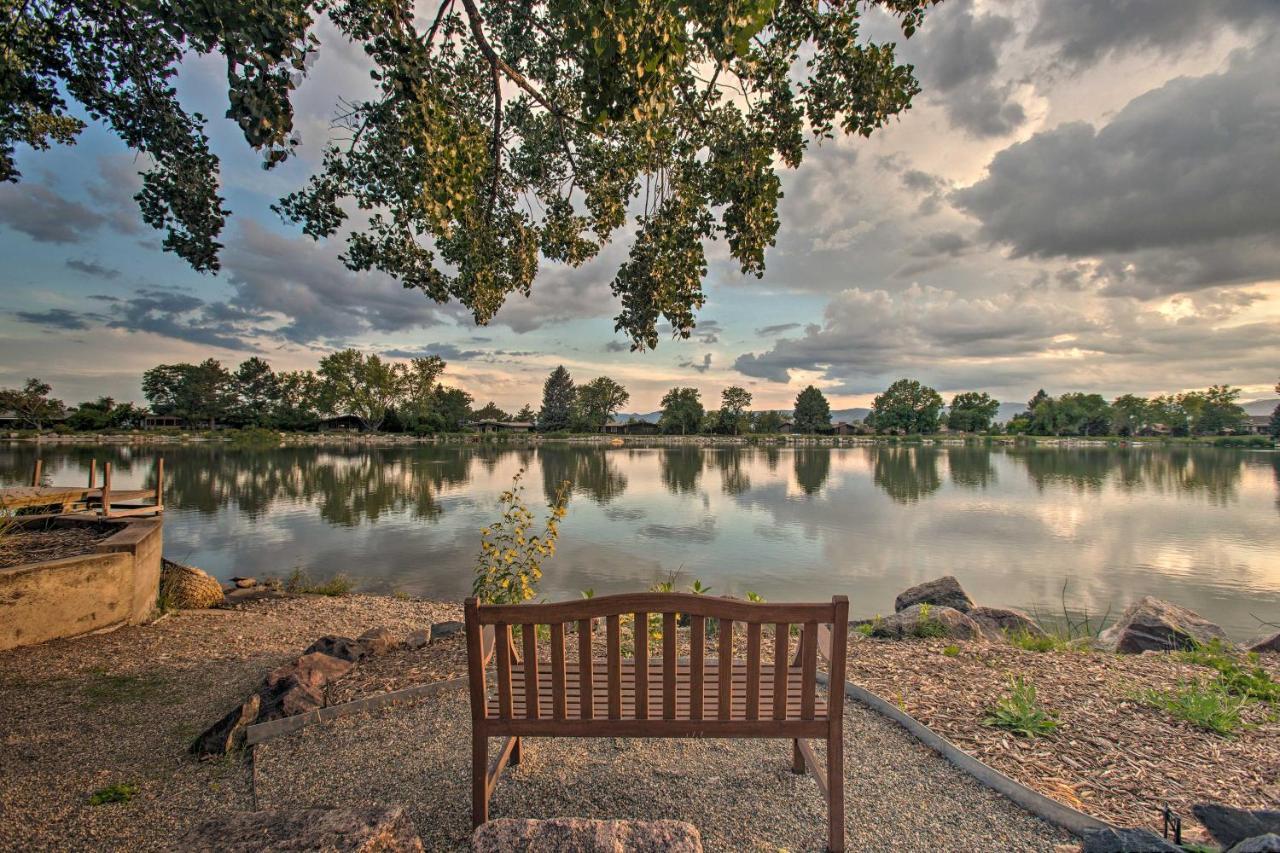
xmin=2 ymin=0 xmax=1278 ymax=412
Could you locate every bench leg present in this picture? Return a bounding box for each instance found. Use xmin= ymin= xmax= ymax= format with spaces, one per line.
xmin=791 ymin=739 xmax=805 ymax=774
xmin=510 ymin=736 xmax=522 ymax=767
xmin=472 ymin=733 xmax=488 ymax=828
xmin=827 ymin=729 xmax=844 ymax=852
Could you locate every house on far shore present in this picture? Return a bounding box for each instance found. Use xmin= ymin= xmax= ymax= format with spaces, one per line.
xmin=473 ymin=419 xmax=533 ymax=434
xmin=141 ymin=415 xmax=184 ymax=430
xmin=1242 ymin=414 xmax=1273 ymax=435
xmin=318 ymin=414 xmax=365 ymax=431
xmin=603 ymin=419 xmax=660 ymax=436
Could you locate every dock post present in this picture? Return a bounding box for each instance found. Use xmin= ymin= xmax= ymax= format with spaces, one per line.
xmin=88 ymin=459 xmax=96 ymax=488
xmin=154 ymin=458 xmax=165 ymax=512
xmin=31 ymin=459 xmax=42 ymax=487
xmin=102 ymin=462 xmax=113 ymax=519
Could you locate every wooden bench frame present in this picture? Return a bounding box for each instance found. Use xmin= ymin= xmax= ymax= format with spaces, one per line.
xmin=465 ymin=593 xmax=849 ymax=851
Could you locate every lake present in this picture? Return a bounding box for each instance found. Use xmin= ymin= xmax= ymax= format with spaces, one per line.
xmin=3 ymin=442 xmax=1278 ymax=638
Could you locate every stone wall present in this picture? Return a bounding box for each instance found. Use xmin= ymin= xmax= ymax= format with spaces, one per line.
xmin=0 ymin=517 xmax=163 ymax=652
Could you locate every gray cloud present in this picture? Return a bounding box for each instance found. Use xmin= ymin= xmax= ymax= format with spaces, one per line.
xmin=678 ymin=353 xmax=713 ymax=374
xmin=14 ymin=308 xmax=95 ymax=330
xmin=383 ymin=344 xmax=486 ymax=362
xmin=756 ymin=322 xmax=802 ymax=337
xmin=1029 ymin=0 xmax=1280 ymax=66
xmin=0 ymin=183 xmax=104 ymax=243
xmin=104 ymin=287 xmax=265 ymax=350
xmin=604 ymin=340 xmax=629 ymax=353
xmin=66 ymin=259 xmax=121 ymax=279
xmin=953 ymin=43 xmax=1280 ymax=297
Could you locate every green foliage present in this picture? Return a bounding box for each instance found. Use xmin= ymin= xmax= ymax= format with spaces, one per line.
xmin=1212 ymin=434 xmax=1272 ymax=448
xmin=143 ymin=360 xmax=236 ymax=428
xmin=228 ymin=427 xmax=281 ymax=447
xmin=1177 ymin=640 xmax=1280 ymax=704
xmin=1141 ymin=681 xmax=1245 ymax=736
xmin=942 ymin=644 xmax=960 ymax=657
xmin=689 ymin=579 xmax=711 ymax=595
xmin=947 ymin=392 xmax=1000 ymax=433
xmin=472 ymin=401 xmax=512 ymax=422
xmin=539 ymin=367 xmax=576 ymax=432
xmin=1006 ymin=630 xmax=1062 ymax=653
xmin=745 ymin=590 xmax=765 ymax=603
xmin=575 ymin=376 xmax=630 ymax=432
xmin=68 ymin=396 xmax=146 ymax=431
xmin=0 ymin=378 xmax=66 ymax=430
xmin=89 ymin=783 xmax=138 ymax=806
xmin=718 ymin=386 xmax=753 ymax=435
xmin=792 ymin=385 xmax=832 ymax=434
xmin=910 ymin=602 xmax=948 ymax=638
xmin=285 ymin=569 xmax=354 ymax=596
xmin=659 ymin=387 xmax=704 ymax=435
xmin=869 ymin=379 xmax=943 ymax=435
xmin=983 ymin=677 xmax=1059 ymax=737
xmin=473 ymin=469 xmax=571 ymax=604
xmin=580 ymin=587 xmax=595 ymax=599
xmin=751 ymin=410 xmax=785 ymax=434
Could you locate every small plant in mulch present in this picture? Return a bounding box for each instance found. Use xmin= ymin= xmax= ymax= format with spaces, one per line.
xmin=983 ymin=676 xmax=1059 ymax=737
xmin=1141 ymin=680 xmax=1246 ymax=736
xmin=88 ymin=783 xmax=138 ymax=806
xmin=942 ymin=644 xmax=961 ymax=657
xmin=910 ymin=603 xmax=948 ymax=639
xmin=1177 ymin=639 xmax=1280 ymax=704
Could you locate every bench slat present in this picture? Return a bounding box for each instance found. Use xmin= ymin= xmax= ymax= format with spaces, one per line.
xmin=690 ymin=615 xmax=705 ymax=721
xmin=663 ymin=613 xmax=676 ymax=720
xmin=607 ymin=615 xmax=622 ymax=720
xmin=746 ymin=622 xmax=761 ymax=721
xmin=522 ymin=624 xmax=540 ymax=720
xmin=801 ymin=621 xmax=817 ymax=720
xmin=772 ymin=624 xmax=788 ymax=721
xmin=496 ymin=623 xmax=513 ymax=719
xmin=578 ymin=618 xmax=594 ymax=720
xmin=550 ymin=623 xmax=566 ymax=720
xmin=635 ymin=611 xmax=649 ymax=719
xmin=718 ymin=618 xmax=734 ymax=721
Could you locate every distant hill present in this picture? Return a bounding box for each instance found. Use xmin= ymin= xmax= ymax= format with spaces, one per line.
xmin=1243 ymin=398 xmax=1278 ymax=415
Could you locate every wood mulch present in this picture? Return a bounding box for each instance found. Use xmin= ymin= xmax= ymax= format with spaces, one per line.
xmin=0 ymin=523 xmax=116 ymax=568
xmin=845 ymin=637 xmax=1280 ymax=844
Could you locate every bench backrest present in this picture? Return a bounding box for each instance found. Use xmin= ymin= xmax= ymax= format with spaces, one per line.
xmin=465 ymin=593 xmax=848 ymax=726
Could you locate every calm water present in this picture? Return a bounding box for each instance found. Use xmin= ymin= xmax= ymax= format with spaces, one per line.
xmin=4 ymin=443 xmax=1278 ymax=637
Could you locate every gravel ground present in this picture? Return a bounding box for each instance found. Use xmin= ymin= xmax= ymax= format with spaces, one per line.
xmin=0 ymin=594 xmax=457 ymax=851
xmin=255 ymin=684 xmax=1073 ymax=852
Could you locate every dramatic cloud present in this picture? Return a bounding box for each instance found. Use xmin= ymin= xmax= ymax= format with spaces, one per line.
xmin=953 ymin=43 xmax=1280 ymax=297
xmin=1029 ymin=0 xmax=1280 ymax=66
xmin=103 ymin=287 xmax=264 ymax=350
xmin=678 ymin=353 xmax=713 ymax=374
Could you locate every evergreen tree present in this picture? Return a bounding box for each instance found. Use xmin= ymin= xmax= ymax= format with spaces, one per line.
xmin=793 ymin=385 xmax=832 ymax=434
xmin=515 ymin=404 xmax=537 ymax=423
xmin=539 ymin=366 xmax=576 ymax=432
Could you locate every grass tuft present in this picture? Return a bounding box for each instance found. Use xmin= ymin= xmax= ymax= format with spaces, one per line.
xmin=1006 ymin=629 xmax=1063 ymax=653
xmin=285 ymin=568 xmax=354 ymax=596
xmin=89 ymin=783 xmax=138 ymax=806
xmin=1141 ymin=680 xmax=1246 ymax=736
xmin=983 ymin=676 xmax=1059 ymax=737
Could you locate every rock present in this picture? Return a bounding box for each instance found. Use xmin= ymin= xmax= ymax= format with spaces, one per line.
xmin=257 ymin=652 xmax=353 ymax=721
xmin=1096 ymin=596 xmax=1229 ymax=653
xmin=1080 ymin=827 xmax=1181 ymax=853
xmin=1247 ymin=631 xmax=1280 ymax=654
xmin=430 ymin=620 xmax=464 ymax=640
xmin=1193 ymin=804 xmax=1280 ymax=849
xmin=304 ymin=635 xmax=369 ymax=663
xmin=969 ymin=606 xmax=1047 ymax=641
xmin=870 ymin=604 xmax=982 ymax=640
xmin=894 ymin=576 xmax=974 ymax=613
xmin=160 ymin=559 xmax=224 ymax=609
xmin=405 ymin=628 xmax=431 ymax=650
xmin=1230 ymin=836 xmax=1280 ymax=853
xmin=358 ymin=626 xmax=400 ymax=656
xmin=190 ymin=694 xmax=260 ymax=758
xmin=230 ymin=576 xmax=256 ymax=589
xmin=180 ymin=805 xmax=423 ymax=852
xmin=472 ymin=818 xmax=702 ymax=852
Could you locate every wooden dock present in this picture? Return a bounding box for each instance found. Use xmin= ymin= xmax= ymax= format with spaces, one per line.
xmin=2 ymin=459 xmax=164 ymax=518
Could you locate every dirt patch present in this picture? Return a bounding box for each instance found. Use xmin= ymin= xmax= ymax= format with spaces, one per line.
xmin=846 ymin=637 xmax=1280 ymax=845
xmin=0 ymin=522 xmax=117 ymax=568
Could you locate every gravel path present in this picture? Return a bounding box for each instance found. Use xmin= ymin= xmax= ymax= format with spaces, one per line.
xmin=255 ymin=684 xmax=1073 ymax=852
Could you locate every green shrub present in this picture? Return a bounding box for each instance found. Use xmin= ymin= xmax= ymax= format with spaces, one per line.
xmin=983 ymin=677 xmax=1059 ymax=737
xmin=285 ymin=568 xmax=354 ymax=596
xmin=472 ymin=469 xmax=570 ymax=604
xmin=1211 ymin=434 xmax=1272 ymax=448
xmin=1141 ymin=681 xmax=1245 ymax=736
xmin=942 ymin=644 xmax=960 ymax=657
xmin=1006 ymin=630 xmax=1062 ymax=653
xmin=89 ymin=783 xmax=138 ymax=805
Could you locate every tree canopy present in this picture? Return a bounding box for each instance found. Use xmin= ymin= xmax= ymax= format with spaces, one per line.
xmin=659 ymin=386 xmax=704 ymax=434
xmin=869 ymin=378 xmax=942 ymax=434
xmin=792 ymin=385 xmax=831 ymax=433
xmin=3 ymin=0 xmax=937 ymax=348
xmin=576 ymin=376 xmax=630 ymax=431
xmin=946 ymin=391 xmax=999 ymax=433
xmin=0 ymin=378 xmax=65 ymax=428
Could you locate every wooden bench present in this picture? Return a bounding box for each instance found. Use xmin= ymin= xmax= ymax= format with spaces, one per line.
xmin=464 ymin=593 xmax=850 ymax=852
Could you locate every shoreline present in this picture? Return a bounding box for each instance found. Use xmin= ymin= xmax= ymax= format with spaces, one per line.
xmin=5 ymin=428 xmax=1273 ymax=449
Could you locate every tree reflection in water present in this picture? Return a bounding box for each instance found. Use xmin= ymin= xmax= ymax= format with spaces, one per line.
xmin=537 ymin=446 xmax=627 ymax=504
xmin=793 ymin=448 xmax=831 ymax=496
xmin=872 ymin=446 xmax=941 ymax=504
xmin=1019 ymin=447 xmax=1243 ymax=505
xmin=710 ymin=448 xmax=751 ymax=496
xmin=660 ymin=447 xmax=704 ymax=494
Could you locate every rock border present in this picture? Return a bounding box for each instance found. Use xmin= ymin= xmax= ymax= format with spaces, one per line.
xmin=817 ymin=672 xmax=1112 ymax=838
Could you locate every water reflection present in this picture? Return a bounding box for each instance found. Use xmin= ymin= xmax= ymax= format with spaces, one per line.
xmin=2 ymin=443 xmax=1277 ymax=636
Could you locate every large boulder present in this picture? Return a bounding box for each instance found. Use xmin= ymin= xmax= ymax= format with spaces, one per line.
xmin=1230 ymin=836 xmax=1280 ymax=853
xmin=870 ymin=604 xmax=982 ymax=640
xmin=180 ymin=805 xmax=423 ymax=852
xmin=431 ymin=620 xmax=464 ymax=640
xmin=472 ymin=818 xmax=702 ymax=852
xmin=257 ymin=652 xmax=353 ymax=721
xmin=1193 ymin=804 xmax=1280 ymax=849
xmin=190 ymin=694 xmax=260 ymax=759
xmin=304 ymin=635 xmax=369 ymax=663
xmin=894 ymin=576 xmax=974 ymax=613
xmin=969 ymin=606 xmax=1047 ymax=641
xmin=1247 ymin=631 xmax=1280 ymax=655
xmin=358 ymin=626 xmax=400 ymax=656
xmin=1097 ymin=596 xmax=1229 ymax=653
xmin=160 ymin=559 xmax=224 ymax=609
xmin=1080 ymin=827 xmax=1180 ymax=853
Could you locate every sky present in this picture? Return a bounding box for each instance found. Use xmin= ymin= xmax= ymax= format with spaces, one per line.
xmin=1 ymin=0 xmax=1278 ymax=413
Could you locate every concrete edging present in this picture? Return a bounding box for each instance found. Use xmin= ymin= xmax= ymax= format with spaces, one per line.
xmin=819 ymin=672 xmax=1110 ymax=838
